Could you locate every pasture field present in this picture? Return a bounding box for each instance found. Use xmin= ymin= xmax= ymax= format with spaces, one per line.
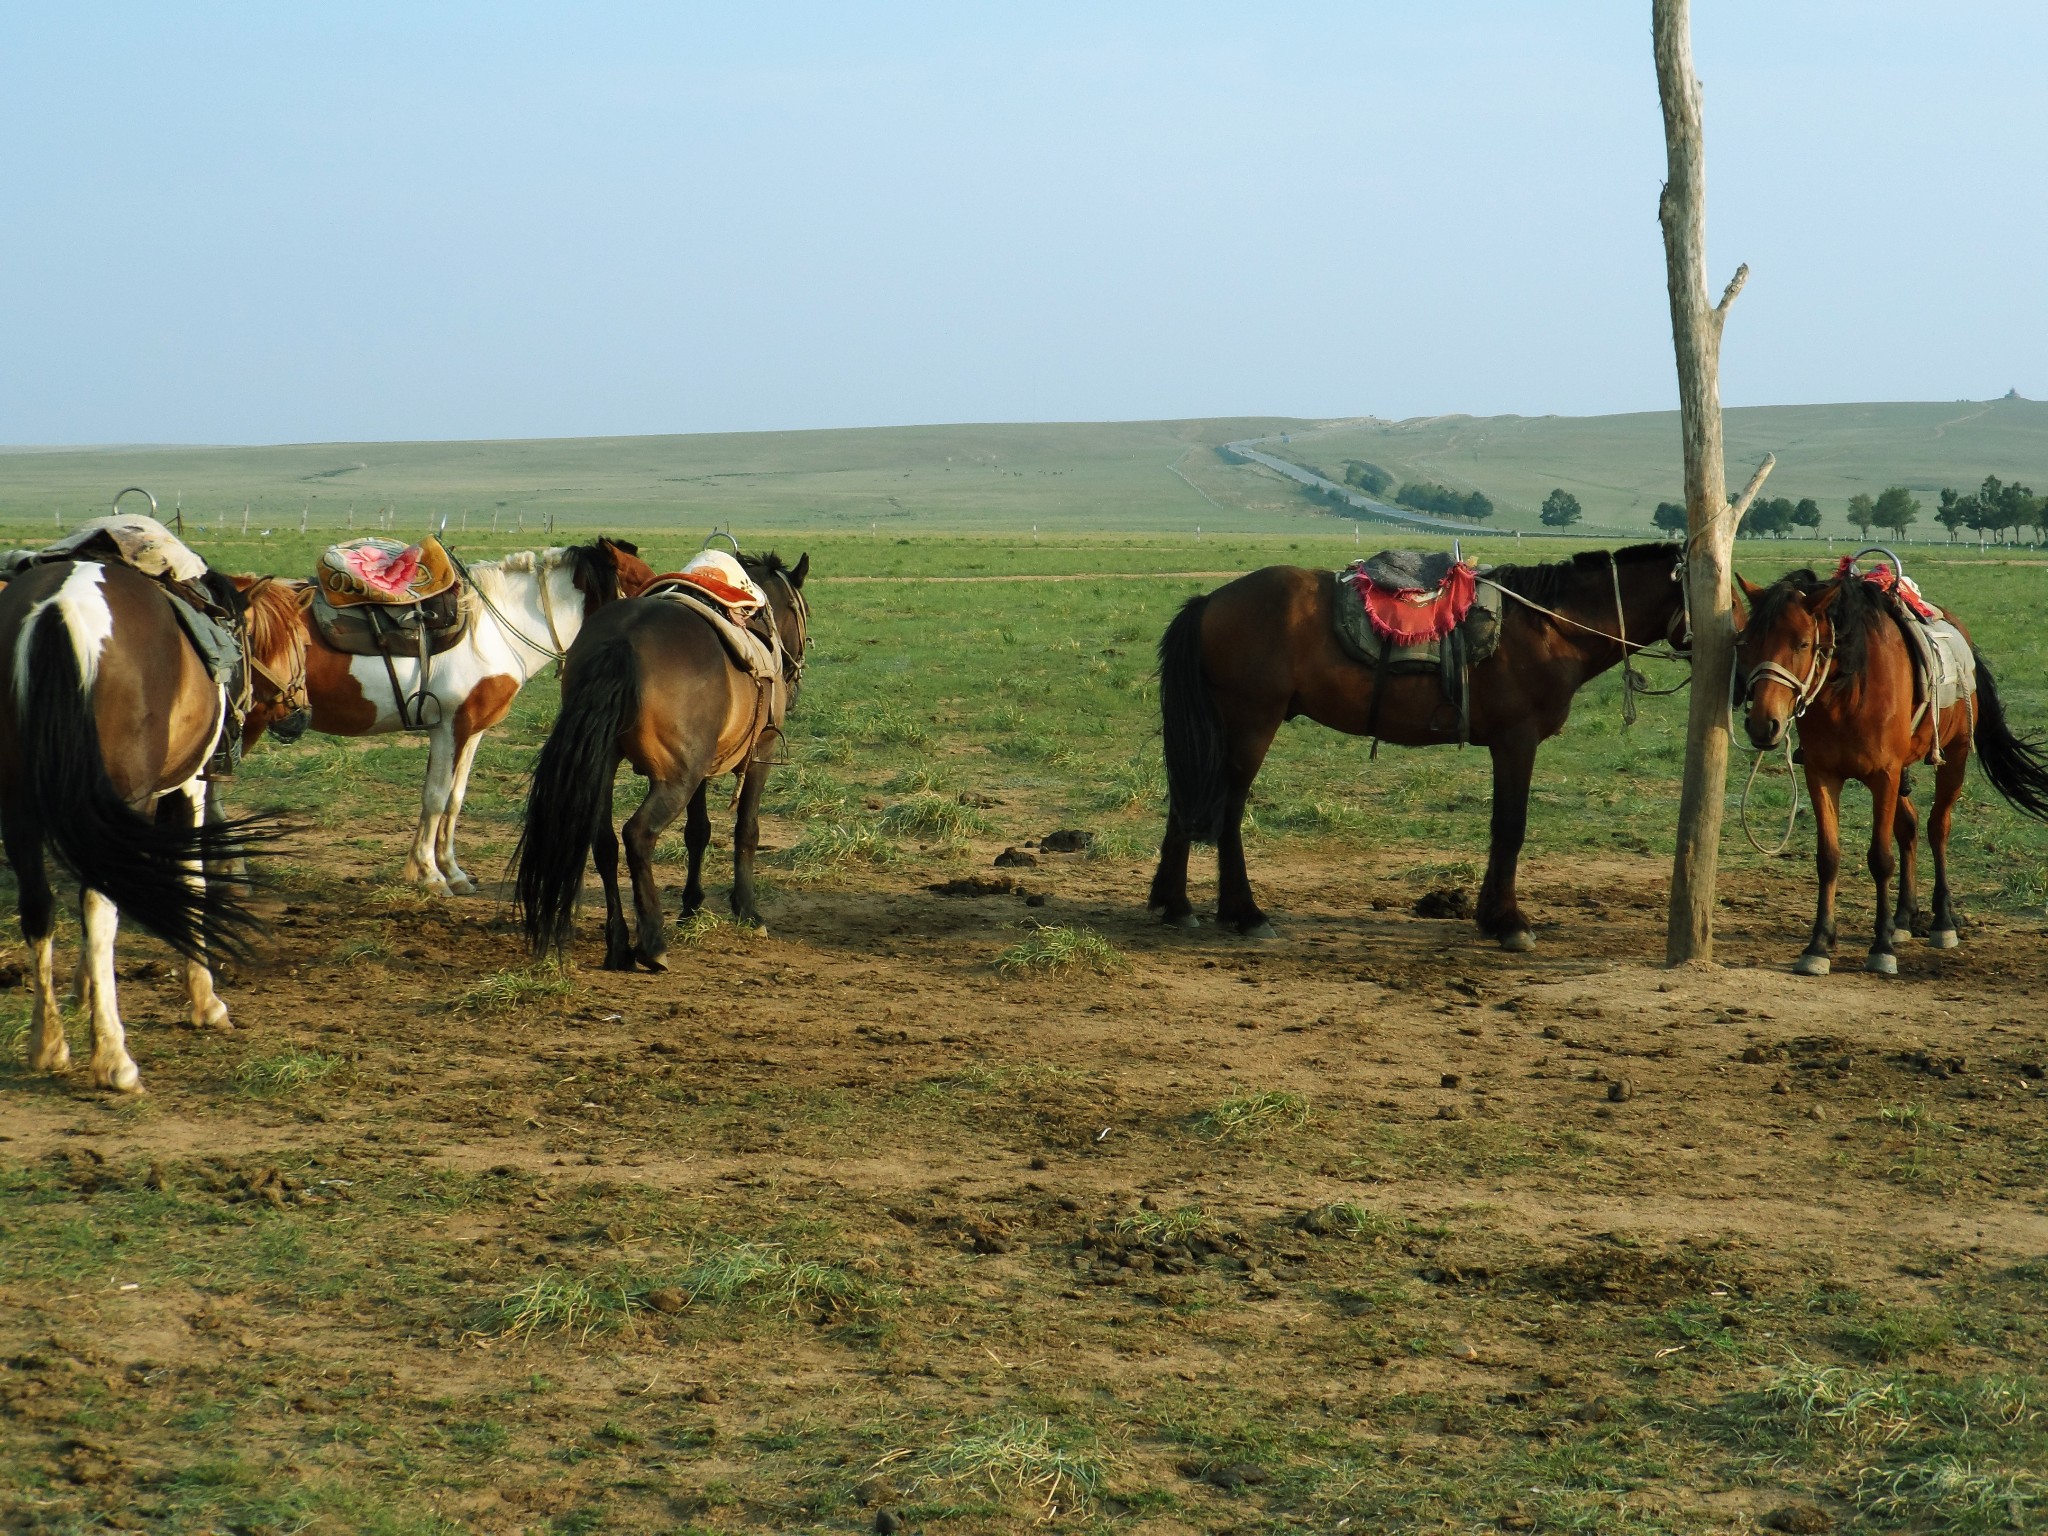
xmin=3 ymin=524 xmax=2048 ymax=1535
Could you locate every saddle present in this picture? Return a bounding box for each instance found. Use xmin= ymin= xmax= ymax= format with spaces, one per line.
xmin=643 ymin=558 xmax=789 ymax=777
xmin=308 ymin=537 xmax=474 ymax=729
xmin=12 ymin=516 xmax=253 ymax=775
xmin=1332 ymin=552 xmax=1503 ymax=745
xmin=1840 ymin=558 xmax=1975 ymax=762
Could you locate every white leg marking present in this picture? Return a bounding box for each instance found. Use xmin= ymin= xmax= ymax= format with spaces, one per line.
xmin=13 ymin=563 xmax=113 ymax=704
xmin=438 ymin=732 xmax=486 ymax=894
xmin=79 ymin=891 xmax=139 ymax=1092
xmin=180 ymin=782 xmax=231 ymax=1030
xmin=402 ymin=723 xmax=458 ymax=892
xmin=28 ymin=932 xmax=70 ymax=1073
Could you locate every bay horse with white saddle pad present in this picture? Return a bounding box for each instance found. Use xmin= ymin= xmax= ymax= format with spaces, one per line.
xmin=1735 ymin=552 xmax=2048 ymax=976
xmin=0 ymin=526 xmax=307 ymax=1091
xmin=1151 ymin=543 xmax=1690 ymax=948
xmin=292 ymin=537 xmax=654 ymax=895
xmin=516 ymin=546 xmax=809 ymax=969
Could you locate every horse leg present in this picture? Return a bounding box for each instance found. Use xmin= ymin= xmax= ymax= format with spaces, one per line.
xmin=1863 ymin=770 xmax=1903 ymax=976
xmin=730 ymin=759 xmax=773 ymax=932
xmin=1889 ymin=786 xmax=1921 ymax=943
xmin=400 ymin=722 xmax=458 ymax=894
xmin=179 ymin=782 xmax=231 ymax=1031
xmin=622 ymin=777 xmax=691 ymax=970
xmin=680 ymin=782 xmax=712 ymax=917
xmin=590 ymin=774 xmax=633 ymax=971
xmin=79 ymin=890 xmax=139 ymax=1092
xmin=1925 ymin=750 xmax=1969 ymax=948
xmin=5 ymin=812 xmax=69 ymax=1073
xmin=1476 ymin=732 xmax=1539 ymax=951
xmin=1213 ymin=717 xmax=1281 ymax=937
xmin=435 ymin=730 xmax=487 ymax=896
xmin=1794 ymin=774 xmax=1843 ymax=975
xmin=1147 ymin=807 xmax=1198 ymax=929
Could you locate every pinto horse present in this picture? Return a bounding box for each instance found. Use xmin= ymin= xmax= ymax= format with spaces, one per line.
xmin=291 ymin=538 xmax=653 ymax=895
xmin=1151 ymin=543 xmax=1689 ymax=948
xmin=1735 ymin=564 xmax=2048 ymax=976
xmin=515 ymin=550 xmax=809 ymax=970
xmin=0 ymin=559 xmax=305 ymax=1091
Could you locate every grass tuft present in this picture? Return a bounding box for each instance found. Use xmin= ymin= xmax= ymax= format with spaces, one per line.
xmin=996 ymin=924 xmax=1127 ymax=975
xmin=780 ymin=819 xmax=894 ymax=875
xmin=1118 ymin=1206 xmax=1213 ymax=1244
xmin=1199 ymin=1089 xmax=1310 ymax=1138
xmin=486 ymin=1270 xmax=631 ymax=1343
xmin=924 ymin=1416 xmax=1111 ymax=1515
xmin=456 ymin=964 xmax=574 ymax=1015
xmin=880 ymin=792 xmax=990 ymax=841
xmin=235 ymin=1048 xmax=344 ymax=1095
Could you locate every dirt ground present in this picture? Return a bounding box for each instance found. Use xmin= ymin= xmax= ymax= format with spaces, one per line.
xmin=3 ymin=810 xmax=2047 ymax=1534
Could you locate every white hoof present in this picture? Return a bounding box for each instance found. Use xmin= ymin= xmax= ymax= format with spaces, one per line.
xmin=1167 ymin=912 xmax=1200 ymax=931
xmin=1792 ymin=953 xmax=1831 ymax=977
xmin=31 ymin=1041 xmax=72 ymax=1074
xmin=446 ymin=875 xmax=479 ymax=897
xmin=190 ymin=998 xmax=233 ymax=1031
xmin=1498 ymin=930 xmax=1536 ymax=953
xmin=1244 ymin=920 xmax=1279 ymax=940
xmin=1864 ymin=951 xmax=1899 ymax=976
xmin=92 ymin=1056 xmax=142 ymax=1093
xmin=1929 ymin=929 xmax=1960 ymax=950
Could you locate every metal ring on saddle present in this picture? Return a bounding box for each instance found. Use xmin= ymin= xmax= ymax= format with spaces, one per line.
xmin=1847 ymin=545 xmax=1906 ymax=586
xmin=701 ymin=530 xmax=742 ymax=555
xmin=112 ymin=487 xmax=159 ymax=518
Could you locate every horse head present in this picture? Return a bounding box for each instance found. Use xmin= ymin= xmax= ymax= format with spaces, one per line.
xmin=231 ymin=574 xmax=313 ymax=747
xmin=1734 ymin=571 xmax=1836 ymax=751
xmin=565 ymin=538 xmax=657 ymax=610
xmin=743 ymin=550 xmax=811 ymax=696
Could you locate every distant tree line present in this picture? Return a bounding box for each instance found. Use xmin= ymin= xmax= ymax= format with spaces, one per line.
xmin=1342 ymin=460 xmax=1393 ymax=497
xmin=1540 ymin=489 xmax=1582 ymax=528
xmin=1934 ymin=475 xmax=2043 ymax=543
xmin=1395 ymin=480 xmax=1494 ymax=522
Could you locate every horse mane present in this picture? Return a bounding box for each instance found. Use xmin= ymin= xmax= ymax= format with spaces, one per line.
xmin=741 ymin=550 xmax=789 ymax=581
xmin=1487 ymin=541 xmax=1673 ymax=607
xmin=1749 ymin=566 xmax=1889 ymax=682
xmin=233 ymin=575 xmax=310 ymax=678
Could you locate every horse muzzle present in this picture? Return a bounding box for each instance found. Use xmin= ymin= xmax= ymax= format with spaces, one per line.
xmin=271 ymin=707 xmax=312 ymax=744
xmin=1744 ymin=705 xmax=1789 ymax=752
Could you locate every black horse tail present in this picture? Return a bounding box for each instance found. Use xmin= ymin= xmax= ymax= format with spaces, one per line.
xmin=1971 ymin=648 xmax=2048 ymax=821
xmin=1158 ymin=594 xmax=1229 ymax=844
xmin=514 ymin=635 xmax=638 ymax=957
xmin=16 ymin=603 xmax=262 ymax=962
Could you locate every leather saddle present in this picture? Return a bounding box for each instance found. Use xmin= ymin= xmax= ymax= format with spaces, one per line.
xmin=1332 ymin=550 xmax=1504 ymax=746
xmin=1845 ymin=562 xmax=1976 ymax=763
xmin=308 ymin=537 xmax=472 ymax=660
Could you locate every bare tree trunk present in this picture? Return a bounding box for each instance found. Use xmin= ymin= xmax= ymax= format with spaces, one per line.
xmin=1655 ymin=0 xmax=1774 ymax=965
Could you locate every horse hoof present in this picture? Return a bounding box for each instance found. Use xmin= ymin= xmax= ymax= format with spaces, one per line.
xmin=1243 ymin=920 xmax=1278 ymax=940
xmin=1497 ymin=931 xmax=1536 ymax=953
xmin=1929 ymin=929 xmax=1960 ymax=950
xmin=1792 ymin=953 xmax=1831 ymax=977
xmin=639 ymin=953 xmax=670 ymax=973
xmin=447 ymin=876 xmax=478 ymax=897
xmin=93 ymin=1059 xmax=142 ymax=1093
xmin=1864 ymin=952 xmax=1899 ymax=976
xmin=1164 ymin=912 xmax=1199 ymax=931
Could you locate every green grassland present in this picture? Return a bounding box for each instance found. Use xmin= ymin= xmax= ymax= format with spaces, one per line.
xmin=7 ymin=397 xmax=2048 ymax=544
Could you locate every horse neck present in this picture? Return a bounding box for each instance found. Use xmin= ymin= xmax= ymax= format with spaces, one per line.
xmin=1533 ymin=560 xmax=1674 ymax=672
xmin=474 ymin=556 xmax=587 ymax=679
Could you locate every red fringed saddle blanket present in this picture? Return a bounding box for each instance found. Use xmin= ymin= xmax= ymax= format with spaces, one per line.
xmin=1835 ymin=554 xmax=1937 ymax=619
xmin=1341 ymin=551 xmax=1480 ymax=644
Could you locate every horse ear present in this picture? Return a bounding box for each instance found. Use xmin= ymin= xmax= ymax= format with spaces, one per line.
xmin=1811 ymin=582 xmax=1842 ymax=614
xmin=1732 ymin=574 xmax=1759 ymax=625
xmin=609 ymin=538 xmax=640 ymax=557
xmin=789 ymin=552 xmax=809 ymax=589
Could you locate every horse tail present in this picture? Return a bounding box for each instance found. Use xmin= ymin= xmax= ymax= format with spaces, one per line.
xmin=1971 ymin=648 xmax=2048 ymax=821
xmin=1158 ymin=594 xmax=1229 ymax=844
xmin=513 ymin=634 xmax=638 ymax=957
xmin=13 ymin=582 xmax=262 ymax=962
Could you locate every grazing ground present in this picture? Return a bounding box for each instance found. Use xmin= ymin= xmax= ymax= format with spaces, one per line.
xmin=3 ymin=527 xmax=2047 ymax=1535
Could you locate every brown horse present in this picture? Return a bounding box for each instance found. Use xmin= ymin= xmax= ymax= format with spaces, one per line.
xmin=515 ymin=550 xmax=810 ymax=969
xmin=0 ymin=558 xmax=304 ymax=1091
xmin=1736 ymin=564 xmax=2048 ymax=975
xmin=1150 ymin=543 xmax=1689 ymax=947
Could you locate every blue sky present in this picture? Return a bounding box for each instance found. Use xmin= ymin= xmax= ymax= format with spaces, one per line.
xmin=3 ymin=3 xmax=2043 ymax=444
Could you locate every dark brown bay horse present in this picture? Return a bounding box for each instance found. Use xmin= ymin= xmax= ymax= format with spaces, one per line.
xmin=515 ymin=551 xmax=809 ymax=969
xmin=1736 ymin=563 xmax=2048 ymax=976
xmin=0 ymin=560 xmax=303 ymax=1090
xmin=1151 ymin=543 xmax=1688 ymax=948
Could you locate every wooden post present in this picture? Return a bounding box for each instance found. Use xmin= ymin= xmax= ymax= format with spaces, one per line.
xmin=1654 ymin=0 xmax=1775 ymax=964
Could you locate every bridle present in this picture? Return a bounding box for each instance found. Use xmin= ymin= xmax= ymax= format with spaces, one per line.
xmin=239 ymin=575 xmax=311 ymax=735
xmin=1479 ymin=546 xmax=1691 ymax=725
xmin=1735 ymin=598 xmax=1835 ymax=721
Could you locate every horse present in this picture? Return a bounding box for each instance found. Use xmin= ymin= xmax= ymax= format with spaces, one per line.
xmin=0 ymin=557 xmax=307 ymax=1091
xmin=514 ymin=550 xmax=810 ymax=970
xmin=1150 ymin=542 xmax=1690 ymax=948
xmin=1735 ymin=563 xmax=2048 ymax=976
xmin=290 ymin=538 xmax=654 ymax=896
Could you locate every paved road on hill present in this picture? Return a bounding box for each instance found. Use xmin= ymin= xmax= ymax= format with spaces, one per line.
xmin=1223 ymin=436 xmax=1483 ymax=535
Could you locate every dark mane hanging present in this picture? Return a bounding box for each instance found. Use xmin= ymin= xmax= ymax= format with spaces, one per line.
xmin=1748 ymin=567 xmax=1890 ymax=683
xmin=564 ymin=540 xmax=635 ymax=607
xmin=740 ymin=550 xmax=789 ymax=581
xmin=1486 ymin=541 xmax=1674 ymax=608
